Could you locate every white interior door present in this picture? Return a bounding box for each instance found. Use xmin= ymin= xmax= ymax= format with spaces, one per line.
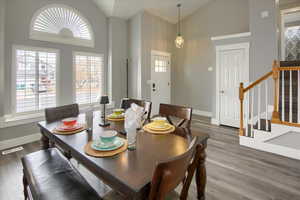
xmin=150 ymin=51 xmax=171 ymax=115
xmin=217 ymin=43 xmax=249 ymax=128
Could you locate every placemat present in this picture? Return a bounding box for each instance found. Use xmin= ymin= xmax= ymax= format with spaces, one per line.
xmin=143 ymin=125 xmax=176 ymax=135
xmin=52 ymin=125 xmax=87 ymax=135
xmin=84 ymin=138 xmax=128 ymax=157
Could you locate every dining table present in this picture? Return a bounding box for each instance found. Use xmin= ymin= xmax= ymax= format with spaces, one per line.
xmin=37 ymin=111 xmax=209 ymax=200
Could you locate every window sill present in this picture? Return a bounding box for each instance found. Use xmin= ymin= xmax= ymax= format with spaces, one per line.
xmin=0 ymin=101 xmax=116 ymax=129
xmin=0 ymin=112 xmax=45 ymax=128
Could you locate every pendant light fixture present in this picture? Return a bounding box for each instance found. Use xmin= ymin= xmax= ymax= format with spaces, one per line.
xmin=175 ymin=3 xmax=184 ymax=48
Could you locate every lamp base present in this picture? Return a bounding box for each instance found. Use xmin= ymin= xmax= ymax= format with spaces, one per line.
xmin=99 ymin=122 xmax=110 ymax=127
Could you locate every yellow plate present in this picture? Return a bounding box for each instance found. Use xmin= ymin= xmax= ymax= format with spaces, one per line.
xmin=145 ymin=123 xmax=173 ymax=131
xmin=108 ymin=114 xmax=125 ymax=119
xmin=143 ymin=125 xmax=176 ymax=135
xmin=107 ymin=117 xmax=125 ymax=122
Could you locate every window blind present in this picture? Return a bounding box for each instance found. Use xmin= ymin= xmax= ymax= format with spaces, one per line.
xmin=74 ymin=53 xmax=104 ymax=105
xmin=15 ymin=48 xmax=57 ymax=113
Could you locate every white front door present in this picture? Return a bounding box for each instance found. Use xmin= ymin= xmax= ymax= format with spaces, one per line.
xmin=150 ymin=51 xmax=171 ymax=115
xmin=217 ymin=43 xmax=249 ymax=128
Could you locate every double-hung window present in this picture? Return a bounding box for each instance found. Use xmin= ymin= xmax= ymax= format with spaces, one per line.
xmin=13 ymin=46 xmax=58 ymax=113
xmin=74 ymin=52 xmax=104 ymax=105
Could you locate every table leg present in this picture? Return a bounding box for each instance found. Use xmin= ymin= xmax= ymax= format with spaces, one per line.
xmin=196 ymin=145 xmax=207 ymax=200
xmin=40 ymin=129 xmax=50 ymax=149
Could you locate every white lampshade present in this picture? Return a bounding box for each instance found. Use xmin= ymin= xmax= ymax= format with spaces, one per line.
xmin=175 ymin=35 xmax=184 ymax=48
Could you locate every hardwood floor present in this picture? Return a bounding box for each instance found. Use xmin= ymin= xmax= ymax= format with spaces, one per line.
xmin=1 ymin=117 xmax=300 ymax=200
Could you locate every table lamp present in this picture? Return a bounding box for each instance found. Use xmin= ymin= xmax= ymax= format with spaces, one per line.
xmin=99 ymin=95 xmax=110 ymax=127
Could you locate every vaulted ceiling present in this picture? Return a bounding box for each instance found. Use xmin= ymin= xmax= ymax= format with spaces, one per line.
xmin=93 ymin=0 xmax=212 ymax=24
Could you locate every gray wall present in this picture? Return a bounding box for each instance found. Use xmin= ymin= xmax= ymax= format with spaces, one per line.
xmin=0 ymin=0 xmax=109 ymax=141
xmin=249 ymin=0 xmax=279 ymax=81
xmin=108 ymin=17 xmax=128 ymax=106
xmin=0 ymin=0 xmax=5 ymax=118
xmin=141 ymin=11 xmax=176 ymax=101
xmin=172 ymin=0 xmax=250 ymax=116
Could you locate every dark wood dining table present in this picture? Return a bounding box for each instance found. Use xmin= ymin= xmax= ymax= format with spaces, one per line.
xmin=38 ymin=112 xmax=209 ymax=199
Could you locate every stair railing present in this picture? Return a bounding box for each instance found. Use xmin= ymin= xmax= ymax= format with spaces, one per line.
xmin=239 ymin=61 xmax=279 ymax=137
xmin=240 ymin=60 xmax=300 ymax=137
xmin=274 ymin=64 xmax=300 ymax=126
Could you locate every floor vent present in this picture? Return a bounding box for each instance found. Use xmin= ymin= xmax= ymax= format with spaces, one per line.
xmin=2 ymin=146 xmax=24 ymax=155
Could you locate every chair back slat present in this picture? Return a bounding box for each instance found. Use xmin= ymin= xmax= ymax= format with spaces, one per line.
xmin=45 ymin=104 xmax=79 ymax=123
xmin=159 ymin=104 xmax=192 ymax=128
xmin=149 ymin=137 xmax=199 ymax=200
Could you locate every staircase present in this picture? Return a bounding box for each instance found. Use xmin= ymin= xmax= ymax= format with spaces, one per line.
xmin=239 ymin=60 xmax=300 ymax=160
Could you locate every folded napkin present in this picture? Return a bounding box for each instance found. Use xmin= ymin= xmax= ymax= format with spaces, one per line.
xmin=125 ymin=103 xmax=144 ymax=149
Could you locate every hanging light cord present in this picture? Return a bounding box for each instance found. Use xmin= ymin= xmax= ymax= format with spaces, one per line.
xmin=177 ymin=4 xmax=181 ymax=36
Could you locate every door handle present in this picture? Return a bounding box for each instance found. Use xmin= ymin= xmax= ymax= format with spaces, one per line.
xmin=220 ymin=90 xmax=224 ymax=94
xmin=152 ymin=83 xmax=156 ymax=92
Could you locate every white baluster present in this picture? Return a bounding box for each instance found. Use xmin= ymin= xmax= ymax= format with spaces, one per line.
xmin=282 ymin=71 xmax=285 ymax=121
xmin=245 ymin=92 xmax=249 ymax=137
xmin=298 ymin=70 xmax=300 ymax=123
xmin=290 ymin=70 xmax=292 ymax=123
xmin=258 ymin=85 xmax=261 ymax=130
xmin=265 ymin=80 xmax=269 ymax=131
xmin=251 ymin=89 xmax=254 ymax=138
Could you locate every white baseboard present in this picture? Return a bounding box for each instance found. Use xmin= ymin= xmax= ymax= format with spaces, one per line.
xmin=240 ymin=136 xmax=300 ymax=160
xmin=193 ymin=109 xmax=212 ymax=117
xmin=0 ymin=133 xmax=41 ymax=151
xmin=211 ymin=118 xmax=220 ymax=125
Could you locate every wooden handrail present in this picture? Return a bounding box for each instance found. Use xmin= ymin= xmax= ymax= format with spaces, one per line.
xmin=243 ymin=71 xmax=273 ymax=93
xmin=278 ymin=66 xmax=300 ymax=71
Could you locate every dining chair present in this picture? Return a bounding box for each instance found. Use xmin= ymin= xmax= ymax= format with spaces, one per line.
xmin=148 ymin=136 xmax=202 ymax=200
xmin=44 ymin=104 xmax=80 ymax=159
xmin=158 ymin=104 xmax=192 ymax=129
xmin=45 ymin=103 xmax=79 ymax=123
xmin=120 ymin=98 xmax=152 ymax=123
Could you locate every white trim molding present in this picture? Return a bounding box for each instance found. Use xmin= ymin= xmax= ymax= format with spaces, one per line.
xmin=211 ymin=32 xmax=251 ymax=41
xmin=211 ymin=118 xmax=220 ymax=125
xmin=193 ymin=109 xmax=212 ymax=117
xmin=0 ymin=133 xmax=41 ymax=151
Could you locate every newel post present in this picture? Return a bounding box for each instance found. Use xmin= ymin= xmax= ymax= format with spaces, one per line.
xmin=272 ymin=60 xmax=280 ymax=123
xmin=239 ymin=82 xmax=245 ymax=136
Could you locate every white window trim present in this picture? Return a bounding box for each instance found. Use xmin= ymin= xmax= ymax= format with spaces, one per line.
xmin=29 ymin=4 xmax=95 ymax=48
xmin=11 ymin=45 xmax=60 ymax=116
xmin=73 ymin=51 xmax=106 ymax=106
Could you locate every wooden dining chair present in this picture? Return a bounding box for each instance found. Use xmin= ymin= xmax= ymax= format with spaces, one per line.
xmin=120 ymin=98 xmax=152 ymax=123
xmin=43 ymin=104 xmax=80 ymax=159
xmin=158 ymin=104 xmax=192 ymax=128
xmin=45 ymin=103 xmax=79 ymax=123
xmin=148 ymin=137 xmax=202 ymax=200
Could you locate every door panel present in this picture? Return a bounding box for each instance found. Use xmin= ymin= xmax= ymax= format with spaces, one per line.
xmin=151 ymin=52 xmax=171 ymax=115
xmin=219 ymin=45 xmax=249 ymax=128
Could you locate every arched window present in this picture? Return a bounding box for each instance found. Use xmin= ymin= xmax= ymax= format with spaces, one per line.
xmin=30 ymin=4 xmax=94 ymax=47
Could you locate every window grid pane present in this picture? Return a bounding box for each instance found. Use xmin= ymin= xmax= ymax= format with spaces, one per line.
xmin=75 ymin=54 xmax=103 ymax=105
xmin=15 ymin=48 xmax=57 ymax=113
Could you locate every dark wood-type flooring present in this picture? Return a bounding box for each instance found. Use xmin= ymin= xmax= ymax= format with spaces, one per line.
xmin=1 ymin=115 xmax=300 ymax=200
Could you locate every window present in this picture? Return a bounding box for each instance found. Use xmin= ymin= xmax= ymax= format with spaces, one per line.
xmin=30 ymin=4 xmax=94 ymax=47
xmin=13 ymin=46 xmax=58 ymax=113
xmin=74 ymin=52 xmax=104 ymax=105
xmin=154 ymin=55 xmax=169 ymax=72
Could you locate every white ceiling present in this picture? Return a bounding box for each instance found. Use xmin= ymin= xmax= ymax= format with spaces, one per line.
xmin=93 ymin=0 xmax=212 ymax=24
